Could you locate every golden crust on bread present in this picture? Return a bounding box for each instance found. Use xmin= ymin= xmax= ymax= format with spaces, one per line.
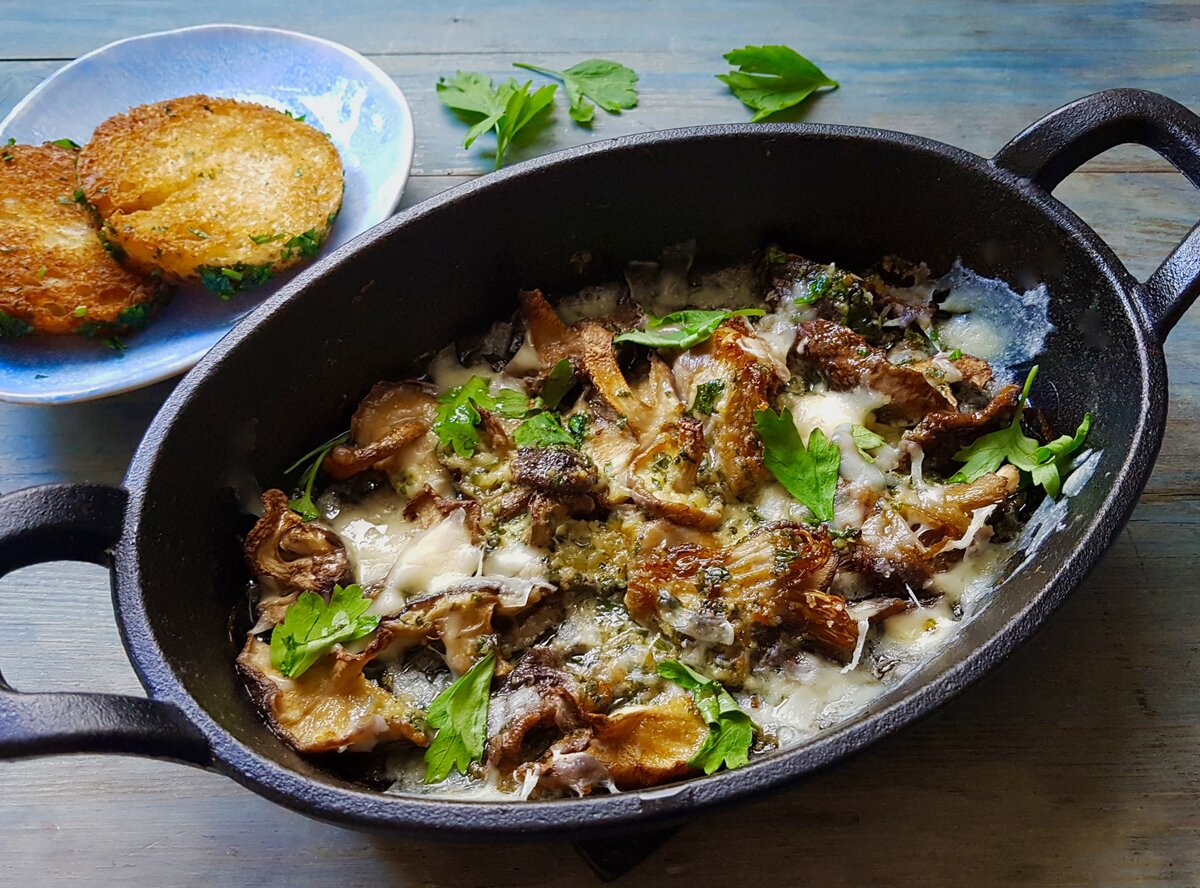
xmin=0 ymin=142 xmax=165 ymax=336
xmin=78 ymin=95 xmax=344 ymax=294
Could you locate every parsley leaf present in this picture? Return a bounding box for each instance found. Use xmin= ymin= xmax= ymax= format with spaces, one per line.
xmin=1030 ymin=412 xmax=1093 ymax=499
xmin=717 ymin=45 xmax=838 ymax=122
xmin=285 ymin=430 xmax=350 ymax=520
xmin=850 ymin=424 xmax=885 ymax=462
xmin=691 ymin=380 xmax=726 ymax=416
xmin=489 ymin=386 xmax=532 ymax=418
xmin=433 ymin=377 xmax=535 ymax=456
xmin=434 ymin=377 xmax=491 ymax=457
xmin=513 ymin=411 xmax=577 ymax=448
xmin=614 ymin=308 xmax=765 ymax=349
xmin=436 ymin=71 xmax=556 ymax=169
xmin=50 ymin=137 xmax=81 ymax=149
xmin=513 ymin=59 xmax=638 ymax=125
xmin=424 ymin=650 xmax=497 ymax=783
xmin=949 ymin=365 xmax=1092 ymax=498
xmin=657 ymin=660 xmax=753 ymax=775
xmin=753 ymin=409 xmax=840 ymax=522
xmin=0 ymin=309 xmax=33 ymax=338
xmin=269 ymin=584 xmax=380 ymax=678
xmin=539 ymin=359 xmax=575 ymax=409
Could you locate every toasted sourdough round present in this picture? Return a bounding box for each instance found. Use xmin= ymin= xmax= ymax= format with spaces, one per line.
xmin=0 ymin=142 xmax=165 ymax=336
xmin=78 ymin=95 xmax=344 ymax=292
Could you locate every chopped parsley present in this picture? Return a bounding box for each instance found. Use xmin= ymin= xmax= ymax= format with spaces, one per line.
xmin=49 ymin=137 xmax=81 ymax=149
xmin=0 ymin=310 xmax=32 ymax=338
xmin=270 ymin=583 xmax=380 ymax=678
xmin=691 ymin=380 xmax=726 ymax=416
xmin=197 ymin=263 xmax=274 ymax=298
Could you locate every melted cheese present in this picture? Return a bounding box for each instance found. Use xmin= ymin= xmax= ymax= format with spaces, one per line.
xmin=371 ymin=510 xmax=483 ymax=615
xmin=783 ymin=386 xmax=891 ymax=439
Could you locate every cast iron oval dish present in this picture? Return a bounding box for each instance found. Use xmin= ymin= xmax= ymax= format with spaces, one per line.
xmin=1 ymin=89 xmax=1198 ymax=844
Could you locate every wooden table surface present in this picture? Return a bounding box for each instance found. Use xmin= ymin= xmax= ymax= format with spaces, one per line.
xmin=2 ymin=2 xmax=1199 ymax=885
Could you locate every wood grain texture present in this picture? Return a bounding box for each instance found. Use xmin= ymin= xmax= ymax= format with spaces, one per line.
xmin=0 ymin=1 xmax=1198 ymax=885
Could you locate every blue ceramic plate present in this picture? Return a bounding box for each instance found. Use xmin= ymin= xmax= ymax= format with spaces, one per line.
xmin=0 ymin=24 xmax=413 ymax=404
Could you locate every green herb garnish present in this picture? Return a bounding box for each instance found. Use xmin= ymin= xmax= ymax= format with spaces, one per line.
xmin=269 ymin=583 xmax=380 ymax=679
xmin=49 ymin=137 xmax=81 ymax=149
xmin=753 ymin=409 xmax=840 ymax=522
xmin=513 ymin=411 xmax=577 ymax=448
xmin=282 ymin=110 xmax=307 ymax=122
xmin=436 ymin=71 xmax=556 ymax=169
xmin=657 ymin=660 xmax=753 ymax=775
xmin=248 ymin=232 xmax=285 ymax=245
xmin=197 ymin=263 xmax=274 ymax=298
xmin=691 ymin=380 xmax=726 ymax=416
xmin=281 ymin=229 xmax=322 ymax=260
xmin=432 ymin=377 xmax=533 ymax=456
xmin=539 ymin=358 xmax=575 ymax=409
xmin=0 ymin=310 xmax=32 ymax=338
xmin=424 ymin=650 xmax=497 ymax=783
xmin=513 ymin=59 xmax=638 ymax=124
xmin=614 ymin=308 xmax=765 ymax=349
xmin=285 ymin=430 xmax=351 ymax=520
xmin=949 ymin=365 xmax=1092 ymax=498
xmin=717 ymin=45 xmax=838 ymax=122
xmin=850 ymin=424 xmax=885 ymax=462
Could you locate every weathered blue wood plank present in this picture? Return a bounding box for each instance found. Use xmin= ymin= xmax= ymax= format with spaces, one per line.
xmin=4 ymin=51 xmax=1200 ymax=177
xmin=3 ymin=0 xmax=1200 ymax=59
xmin=1 ymin=2 xmax=1198 ymax=885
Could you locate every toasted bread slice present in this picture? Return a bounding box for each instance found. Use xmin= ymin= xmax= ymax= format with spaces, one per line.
xmin=0 ymin=141 xmax=166 ymax=337
xmin=78 ymin=95 xmax=344 ymax=295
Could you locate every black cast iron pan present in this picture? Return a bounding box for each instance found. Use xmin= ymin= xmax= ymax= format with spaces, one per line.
xmin=2 ymin=89 xmax=1199 ymax=876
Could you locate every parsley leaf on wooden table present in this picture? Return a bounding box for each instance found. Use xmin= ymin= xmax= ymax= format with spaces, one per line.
xmin=657 ymin=660 xmax=753 ymax=774
xmin=718 ymin=44 xmax=838 ymax=121
xmin=753 ymin=408 xmax=841 ymax=522
xmin=269 ymin=583 xmax=380 ymax=678
xmin=614 ymin=308 xmax=765 ymax=349
xmin=513 ymin=59 xmax=639 ymax=124
xmin=436 ymin=71 xmax=556 ymax=168
xmin=424 ymin=650 xmax=498 ymax=783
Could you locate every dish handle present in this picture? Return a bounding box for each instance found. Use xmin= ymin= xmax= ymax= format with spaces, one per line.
xmin=0 ymin=483 xmax=211 ymax=766
xmin=993 ymin=87 xmax=1200 ymax=342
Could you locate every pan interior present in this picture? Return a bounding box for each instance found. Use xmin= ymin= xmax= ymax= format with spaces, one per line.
xmin=122 ymin=130 xmax=1147 ymax=800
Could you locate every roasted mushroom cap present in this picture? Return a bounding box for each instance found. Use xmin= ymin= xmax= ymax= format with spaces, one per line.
xmin=237 ymin=637 xmax=428 ymax=754
xmin=796 ymin=319 xmax=954 ymax=422
xmin=244 ymin=489 xmax=351 ymax=623
xmin=323 ymin=381 xmax=440 ymax=481
xmin=627 ymin=521 xmax=855 ymax=665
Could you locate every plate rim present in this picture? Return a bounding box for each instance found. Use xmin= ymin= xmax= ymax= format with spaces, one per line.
xmin=0 ymin=22 xmax=415 ymax=406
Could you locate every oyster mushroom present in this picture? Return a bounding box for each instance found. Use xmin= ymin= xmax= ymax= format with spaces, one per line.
xmin=244 ymin=489 xmax=351 ymax=624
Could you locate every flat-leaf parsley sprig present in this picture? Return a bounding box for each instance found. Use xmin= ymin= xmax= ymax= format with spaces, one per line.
xmin=513 ymin=59 xmax=639 ymax=124
xmin=717 ymin=44 xmax=838 ymax=121
xmin=436 ymin=71 xmax=556 ymax=169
